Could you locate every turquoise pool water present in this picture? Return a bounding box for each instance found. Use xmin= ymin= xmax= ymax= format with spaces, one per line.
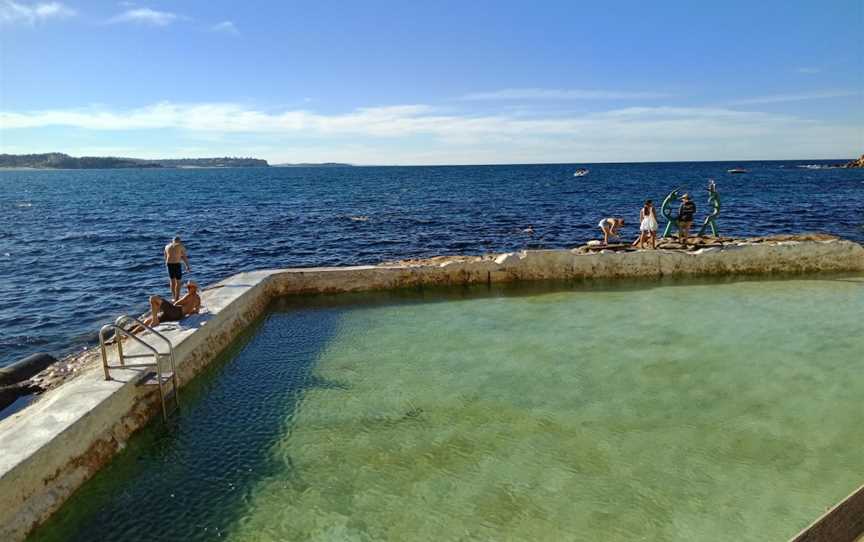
xmin=30 ymin=275 xmax=864 ymax=541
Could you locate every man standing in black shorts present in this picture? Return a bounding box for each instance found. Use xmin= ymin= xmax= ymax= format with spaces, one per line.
xmin=164 ymin=236 xmax=191 ymax=301
xmin=677 ymin=194 xmax=697 ymax=245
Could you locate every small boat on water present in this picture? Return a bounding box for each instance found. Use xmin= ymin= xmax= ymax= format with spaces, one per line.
xmin=573 ymin=168 xmax=589 ymax=177
xmin=727 ymin=168 xmax=748 ymax=174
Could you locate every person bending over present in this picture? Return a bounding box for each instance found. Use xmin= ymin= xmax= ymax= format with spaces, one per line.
xmin=144 ymin=281 xmax=201 ymax=327
xmin=598 ymin=217 xmax=624 ymax=245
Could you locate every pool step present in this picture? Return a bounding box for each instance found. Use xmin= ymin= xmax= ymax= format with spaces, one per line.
xmin=121 ymin=353 xmax=157 ymax=360
xmin=139 ymin=371 xmax=175 ymax=387
xmin=140 ymin=370 xmax=179 ymax=418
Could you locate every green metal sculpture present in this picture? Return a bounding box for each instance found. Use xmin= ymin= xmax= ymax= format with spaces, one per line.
xmin=661 ymin=181 xmax=721 ymax=238
xmin=697 ymin=180 xmax=721 ymax=237
xmin=660 ymin=187 xmax=682 ymax=238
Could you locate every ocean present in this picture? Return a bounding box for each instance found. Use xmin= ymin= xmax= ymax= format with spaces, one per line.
xmin=1 ymin=160 xmax=862 ymax=367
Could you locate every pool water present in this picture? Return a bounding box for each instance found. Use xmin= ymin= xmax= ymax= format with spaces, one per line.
xmin=29 ymin=275 xmax=864 ymax=541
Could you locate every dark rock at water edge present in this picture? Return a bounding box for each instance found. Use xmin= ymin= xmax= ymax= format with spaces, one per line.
xmin=0 ymin=353 xmax=58 ymax=386
xmin=0 ymin=382 xmax=40 ymax=412
xmin=841 ymin=154 xmax=864 ymax=168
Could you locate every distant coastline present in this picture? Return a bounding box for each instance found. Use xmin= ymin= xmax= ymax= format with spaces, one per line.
xmin=0 ymin=153 xmax=269 ymax=170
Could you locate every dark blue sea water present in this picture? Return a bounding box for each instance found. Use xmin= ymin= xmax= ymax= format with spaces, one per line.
xmin=1 ymin=161 xmax=862 ymax=367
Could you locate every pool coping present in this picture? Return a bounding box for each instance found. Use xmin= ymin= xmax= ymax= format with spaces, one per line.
xmin=2 ymin=238 xmax=864 ymax=541
xmin=790 ymin=484 xmax=864 ymax=542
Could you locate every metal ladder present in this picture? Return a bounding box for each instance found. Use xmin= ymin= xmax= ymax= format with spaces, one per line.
xmin=99 ymin=315 xmax=180 ymax=421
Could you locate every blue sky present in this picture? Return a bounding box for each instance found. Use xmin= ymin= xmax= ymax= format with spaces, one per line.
xmin=1 ymin=0 xmax=862 ymax=164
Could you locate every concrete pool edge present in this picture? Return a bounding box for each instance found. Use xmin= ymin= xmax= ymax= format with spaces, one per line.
xmin=1 ymin=237 xmax=864 ymax=541
xmin=790 ymin=484 xmax=864 ymax=542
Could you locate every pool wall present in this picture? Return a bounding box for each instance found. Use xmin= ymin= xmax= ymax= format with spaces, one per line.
xmin=790 ymin=484 xmax=864 ymax=542
xmin=1 ymin=237 xmax=863 ymax=541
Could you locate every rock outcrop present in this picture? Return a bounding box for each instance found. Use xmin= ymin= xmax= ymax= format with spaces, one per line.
xmin=842 ymin=154 xmax=864 ymax=168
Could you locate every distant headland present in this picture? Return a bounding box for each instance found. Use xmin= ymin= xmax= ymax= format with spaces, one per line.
xmin=0 ymin=153 xmax=269 ymax=169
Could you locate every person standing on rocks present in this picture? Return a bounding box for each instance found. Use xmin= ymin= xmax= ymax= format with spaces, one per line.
xmin=677 ymin=194 xmax=697 ymax=245
xmin=165 ymin=236 xmax=191 ymax=301
xmin=634 ymin=200 xmax=658 ymax=249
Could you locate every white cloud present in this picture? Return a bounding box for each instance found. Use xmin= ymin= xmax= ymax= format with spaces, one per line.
xmin=2 ymin=102 xmax=804 ymax=141
xmin=796 ymin=67 xmax=821 ymax=74
xmin=109 ymin=7 xmax=178 ymax=26
xmin=210 ymin=20 xmax=238 ymax=34
xmin=730 ymin=90 xmax=859 ymax=105
xmin=1 ymin=101 xmax=860 ymax=164
xmin=0 ymin=1 xmax=75 ymax=24
xmin=460 ymin=88 xmax=673 ymax=101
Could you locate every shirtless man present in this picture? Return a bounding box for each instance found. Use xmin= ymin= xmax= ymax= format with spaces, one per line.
xmin=143 ymin=281 xmax=201 ymax=328
xmin=165 ymin=236 xmax=191 ymax=301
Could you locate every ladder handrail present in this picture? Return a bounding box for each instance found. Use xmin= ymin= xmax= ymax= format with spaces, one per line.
xmin=114 ymin=315 xmax=174 ymax=358
xmin=99 ymin=324 xmax=161 ymax=376
xmin=114 ymin=316 xmax=180 ymax=409
xmin=98 ymin=317 xmax=181 ymax=421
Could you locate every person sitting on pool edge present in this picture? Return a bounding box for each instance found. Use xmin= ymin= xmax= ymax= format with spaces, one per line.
xmin=598 ymin=217 xmax=625 ymax=245
xmin=143 ymin=281 xmax=201 ymax=328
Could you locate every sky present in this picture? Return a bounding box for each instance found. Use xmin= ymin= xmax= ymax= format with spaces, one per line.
xmin=0 ymin=0 xmax=862 ymax=165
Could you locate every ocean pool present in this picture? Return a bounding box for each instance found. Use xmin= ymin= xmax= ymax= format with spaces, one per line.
xmin=29 ymin=275 xmax=864 ymax=541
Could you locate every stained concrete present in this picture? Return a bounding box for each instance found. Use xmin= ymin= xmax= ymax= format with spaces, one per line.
xmin=791 ymin=484 xmax=864 ymax=542
xmin=1 ymin=238 xmax=863 ymax=541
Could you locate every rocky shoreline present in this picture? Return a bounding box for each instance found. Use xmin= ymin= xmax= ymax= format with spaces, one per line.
xmin=842 ymin=154 xmax=864 ymax=168
xmin=385 ymin=232 xmax=841 ymax=266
